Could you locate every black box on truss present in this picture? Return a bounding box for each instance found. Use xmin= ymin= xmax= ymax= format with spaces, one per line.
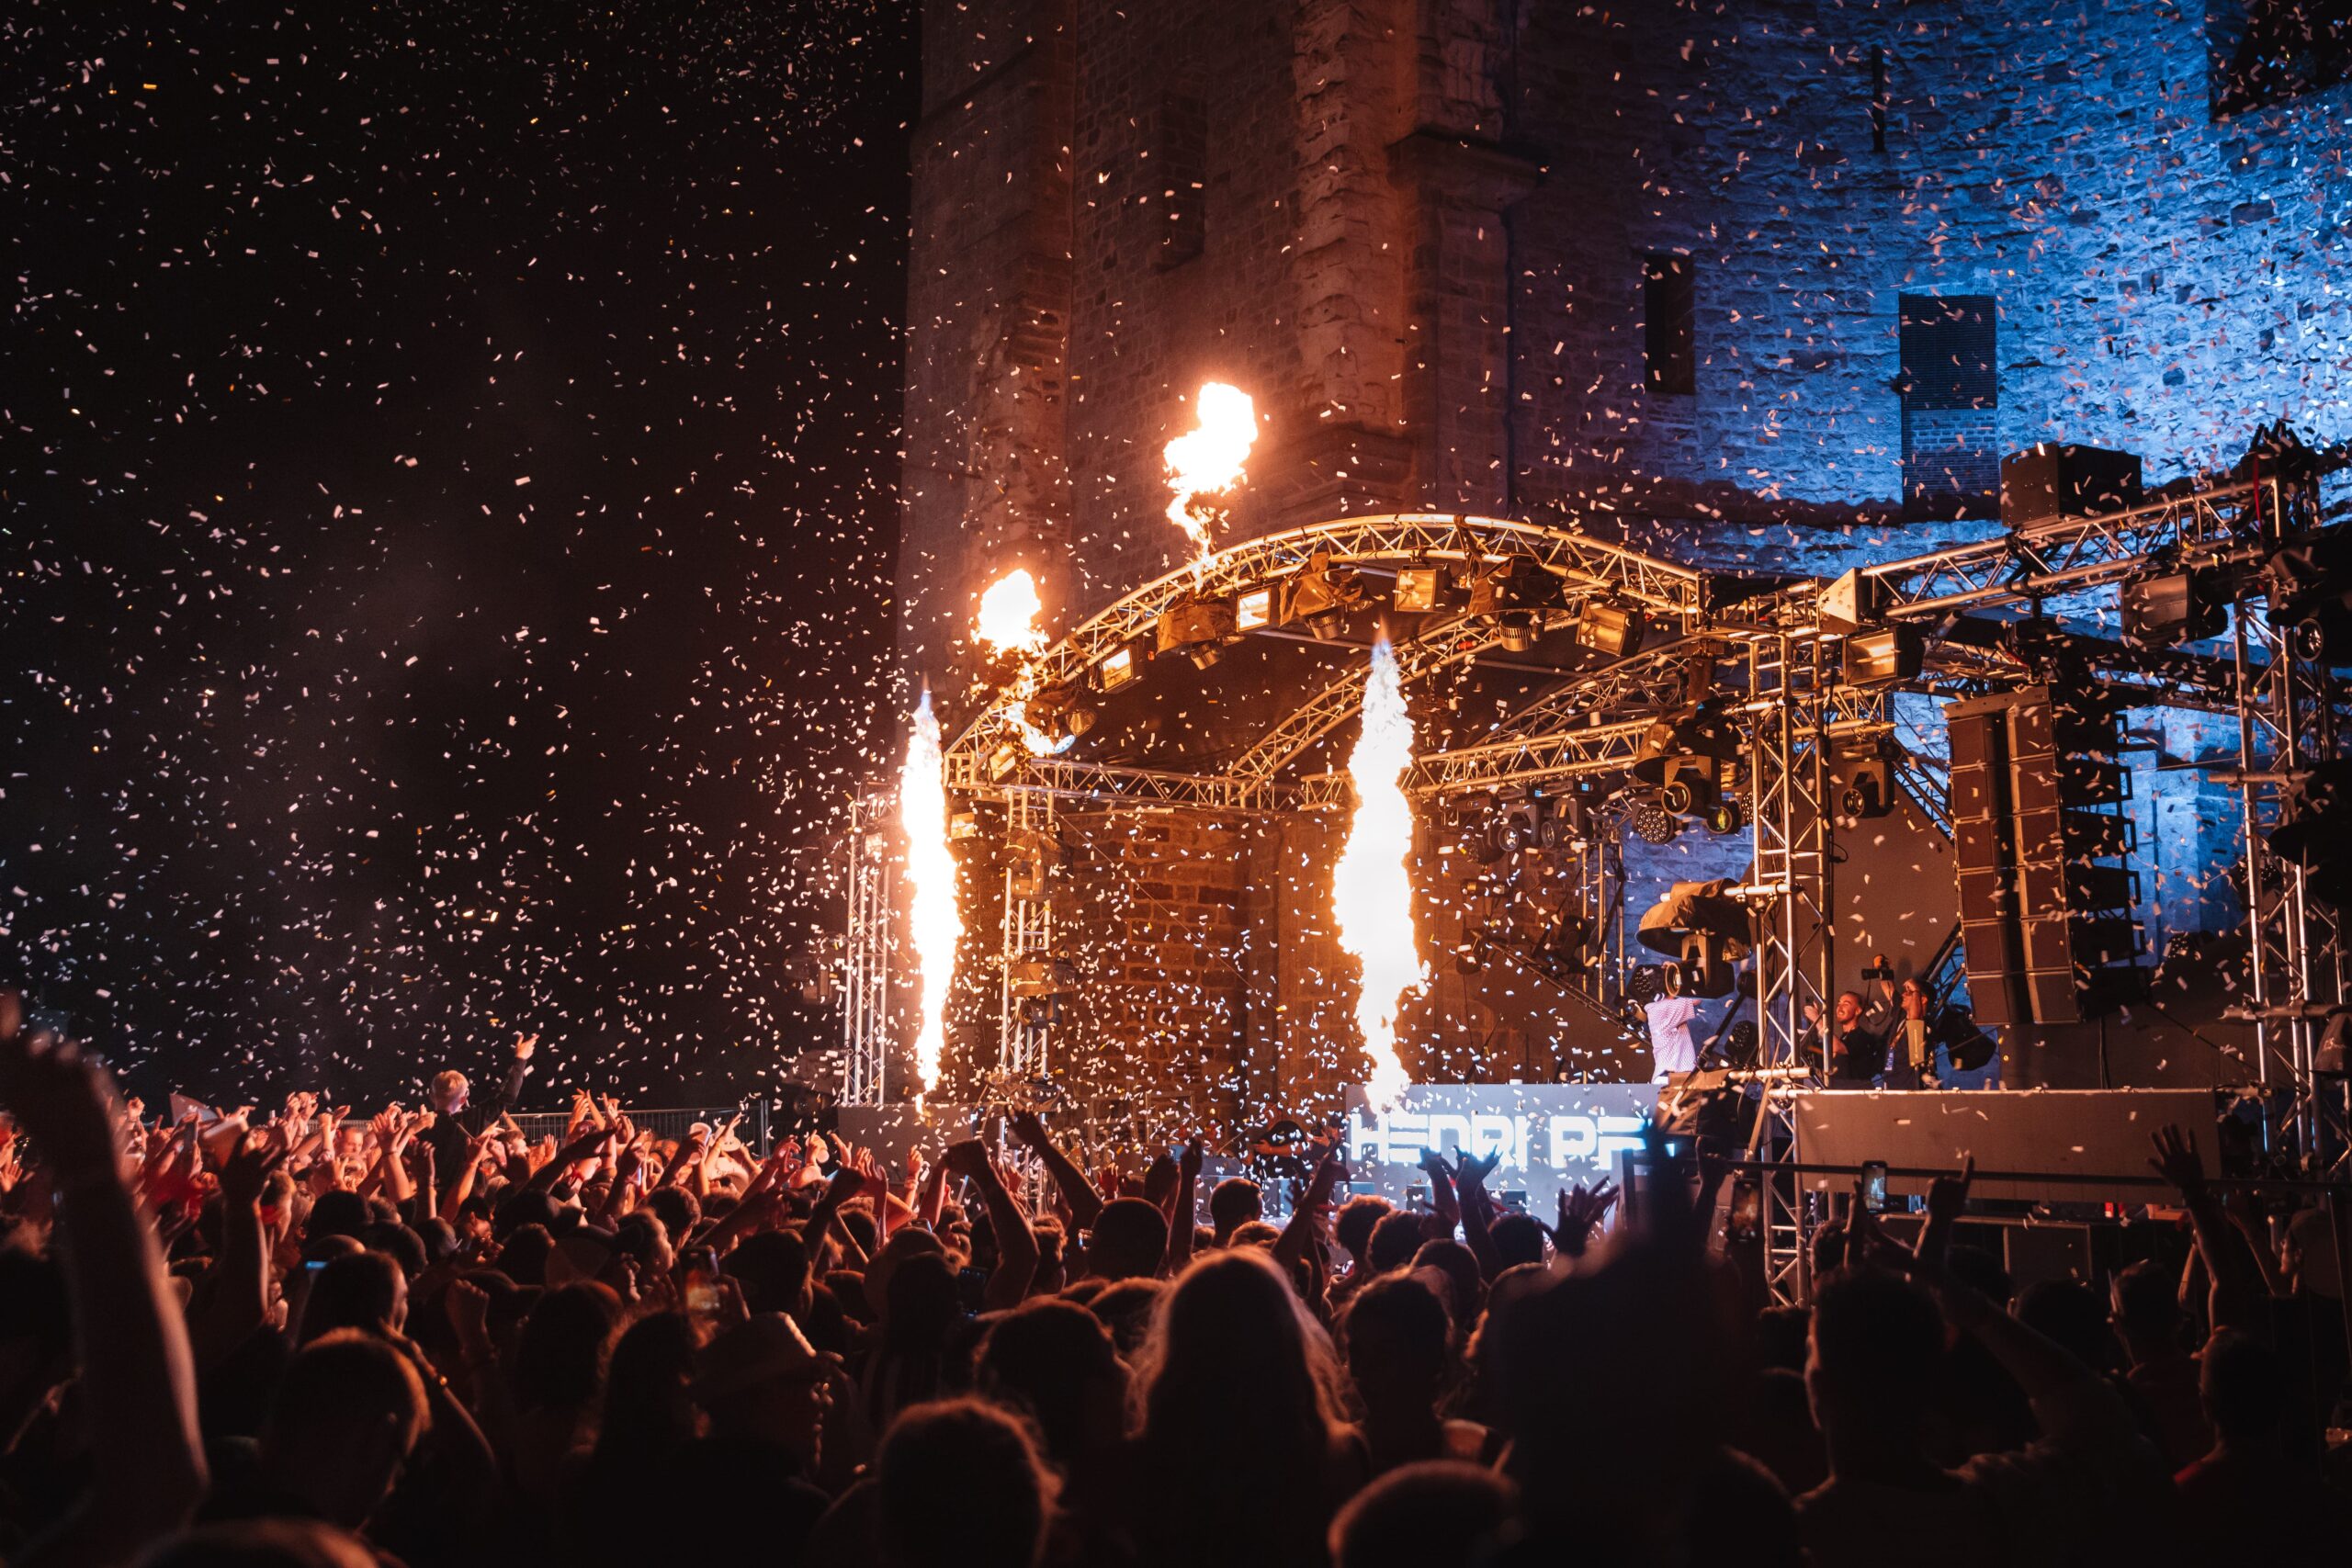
xmin=1999 ymin=443 xmax=2143 ymax=531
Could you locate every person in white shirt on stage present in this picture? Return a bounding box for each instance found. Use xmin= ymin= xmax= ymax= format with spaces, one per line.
xmin=1643 ymin=992 xmax=1702 ymax=1083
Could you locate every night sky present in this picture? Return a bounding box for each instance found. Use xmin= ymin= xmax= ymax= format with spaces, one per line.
xmin=4 ymin=2 xmax=915 ymax=1108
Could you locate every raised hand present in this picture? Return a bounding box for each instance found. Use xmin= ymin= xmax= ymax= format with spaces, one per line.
xmin=1010 ymin=1110 xmax=1049 ymax=1148
xmin=0 ymin=1006 xmax=125 ymax=1184
xmin=1556 ymin=1179 xmax=1620 ymax=1243
xmin=513 ymin=1032 xmax=537 ymax=1062
xmin=1179 ymin=1134 xmax=1204 ymax=1183
xmin=1447 ymin=1145 xmax=1502 ymax=1190
xmin=1926 ymin=1152 xmax=1974 ymax=1224
xmin=219 ymin=1131 xmax=288 ymax=1208
xmin=2147 ymin=1124 xmax=2208 ymax=1203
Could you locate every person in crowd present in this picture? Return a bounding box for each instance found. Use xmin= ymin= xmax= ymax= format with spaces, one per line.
xmin=4 ymin=979 xmax=2347 ymax=1568
xmin=419 ymin=1033 xmax=535 ymax=1201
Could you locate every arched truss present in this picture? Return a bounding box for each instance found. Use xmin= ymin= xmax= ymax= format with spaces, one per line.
xmin=941 ymin=513 xmax=1711 ymax=801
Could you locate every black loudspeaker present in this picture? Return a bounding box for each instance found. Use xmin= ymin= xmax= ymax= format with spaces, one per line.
xmin=1949 ymin=704 xmax=2028 ymax=1028
xmin=2003 ymin=690 xmax=2140 ymax=1023
xmin=1999 ymin=443 xmax=2143 ymax=530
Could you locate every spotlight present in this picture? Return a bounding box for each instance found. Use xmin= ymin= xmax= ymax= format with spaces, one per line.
xmin=1571 ymin=600 xmax=1646 ymax=659
xmin=1636 ymin=880 xmax=1751 ymax=999
xmin=1496 ymin=611 xmax=1542 ymax=654
xmin=1393 ymin=564 xmax=1464 ymax=614
xmin=1702 ymin=799 xmax=1743 ymax=836
xmin=1024 ymin=680 xmax=1095 ymax=741
xmin=1632 ymin=705 xmax=1742 ymax=786
xmin=1842 ymin=625 xmax=1926 ymax=687
xmin=1281 ymin=551 xmax=1367 ymax=640
xmin=1819 ymin=567 xmax=1889 ymax=636
xmin=1235 ymin=585 xmax=1277 ymax=631
xmin=1659 ymin=774 xmax=1718 ymax=817
xmin=2119 ymin=559 xmax=2225 ymax=648
xmin=987 ymin=740 xmax=1024 ymax=782
xmin=1007 ymin=955 xmax=1078 ymax=998
xmin=2264 ymin=535 xmax=2352 ymax=662
xmin=1095 ymin=642 xmax=1142 ymax=693
xmin=1634 ymin=799 xmax=1682 ymax=844
xmin=1157 ymin=595 xmax=1238 ymax=670
xmin=1467 ymin=558 xmax=1563 ymax=619
xmin=1833 ymin=740 xmax=1896 ymax=820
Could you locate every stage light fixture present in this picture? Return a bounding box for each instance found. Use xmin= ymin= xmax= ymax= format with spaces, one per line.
xmin=1095 ymin=642 xmax=1141 ymax=693
xmin=1842 ymin=625 xmax=1926 ymax=687
xmin=1157 ymin=595 xmax=1238 ymax=670
xmin=1632 ymin=705 xmax=1742 ymax=786
xmin=987 ymin=740 xmax=1024 ymax=782
xmin=1235 ymin=585 xmax=1276 ymax=631
xmin=1634 ymin=798 xmax=1682 ymax=844
xmin=1468 ymin=558 xmax=1563 ymax=618
xmin=1024 ymin=680 xmax=1095 ymax=742
xmin=1007 ymin=955 xmax=1079 ymax=999
xmin=1496 ymin=611 xmax=1542 ymax=654
xmin=1571 ymin=599 xmax=1647 ymax=659
xmin=1833 ymin=739 xmax=1897 ymax=820
xmin=1282 ymin=551 xmax=1367 ymax=640
xmin=1393 ymin=564 xmax=1464 ymax=615
xmin=2119 ymin=561 xmax=2224 ymax=648
xmin=1636 ymin=880 xmax=1751 ymax=1000
xmin=1659 ymin=774 xmax=1718 ymax=817
xmin=1702 ymin=799 xmax=1744 ymax=836
xmin=1819 ymin=567 xmax=1890 ymax=635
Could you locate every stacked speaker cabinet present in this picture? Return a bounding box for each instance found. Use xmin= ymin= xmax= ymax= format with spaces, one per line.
xmin=1946 ymin=687 xmax=2143 ymax=1027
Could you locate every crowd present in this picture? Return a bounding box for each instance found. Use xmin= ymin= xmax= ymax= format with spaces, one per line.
xmin=0 ymin=986 xmax=2346 ymax=1568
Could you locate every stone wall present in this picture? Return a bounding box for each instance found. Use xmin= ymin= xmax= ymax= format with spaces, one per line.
xmin=899 ymin=1 xmax=2348 ymax=1115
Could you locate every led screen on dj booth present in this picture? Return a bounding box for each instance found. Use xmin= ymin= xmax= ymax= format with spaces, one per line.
xmin=1340 ymin=1083 xmax=1657 ymax=1214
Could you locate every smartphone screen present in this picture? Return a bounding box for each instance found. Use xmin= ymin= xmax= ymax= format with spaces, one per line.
xmin=1861 ymin=1160 xmax=1888 ymax=1214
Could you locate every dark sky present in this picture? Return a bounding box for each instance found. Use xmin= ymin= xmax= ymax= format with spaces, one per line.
xmin=3 ymin=1 xmax=915 ymax=1108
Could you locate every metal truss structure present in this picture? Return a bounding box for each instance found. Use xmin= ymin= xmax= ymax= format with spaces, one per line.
xmin=854 ymin=468 xmax=2349 ymax=1296
xmin=1000 ymin=787 xmax=1058 ymax=1080
xmin=839 ymin=794 xmax=893 ymax=1109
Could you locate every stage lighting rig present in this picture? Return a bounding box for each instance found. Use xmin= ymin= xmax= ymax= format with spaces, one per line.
xmin=1157 ymin=595 xmax=1238 ymax=670
xmin=1633 ymin=798 xmax=1682 ymax=845
xmin=1832 ymin=737 xmax=1899 ymax=821
xmin=1023 ymin=679 xmax=1096 ymax=742
xmin=1280 ymin=550 xmax=1369 ymax=640
xmin=1468 ymin=559 xmax=1563 ymax=652
xmin=1393 ymin=562 xmax=1465 ymax=615
xmin=1636 ymin=880 xmax=1752 ymax=998
xmin=1842 ymin=625 xmax=1926 ymax=687
xmin=1570 ymin=599 xmax=1646 ymax=659
xmin=2119 ymin=554 xmax=2226 ymax=648
xmin=2267 ymin=757 xmax=2352 ymax=908
xmin=1094 ymin=639 xmax=1145 ymax=693
xmin=2263 ymin=533 xmax=2352 ymax=661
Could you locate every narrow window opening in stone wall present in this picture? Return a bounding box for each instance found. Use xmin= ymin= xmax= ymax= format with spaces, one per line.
xmin=1899 ymin=294 xmax=1998 ymax=521
xmin=1870 ymin=46 xmax=1889 ymax=152
xmin=2209 ymin=0 xmax=2352 ymax=118
xmin=1153 ymin=89 xmax=1207 ymax=272
xmin=1643 ymin=254 xmax=1696 ymax=396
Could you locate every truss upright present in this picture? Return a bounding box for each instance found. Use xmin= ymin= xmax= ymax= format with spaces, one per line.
xmin=2233 ymin=472 xmax=2348 ymax=1166
xmin=840 ymin=794 xmax=893 ymax=1108
xmin=1000 ymin=786 xmax=1058 ymax=1082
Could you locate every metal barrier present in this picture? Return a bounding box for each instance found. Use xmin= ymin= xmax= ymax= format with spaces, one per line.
xmin=502 ymin=1105 xmax=770 ymax=1155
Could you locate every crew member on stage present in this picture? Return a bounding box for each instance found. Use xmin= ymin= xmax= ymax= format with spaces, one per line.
xmin=1643 ymin=991 xmax=1702 ymax=1083
xmin=1883 ymin=976 xmax=1940 ymax=1089
xmin=422 ymin=1030 xmax=536 ymax=1196
xmin=1800 ymin=990 xmax=1892 ymax=1084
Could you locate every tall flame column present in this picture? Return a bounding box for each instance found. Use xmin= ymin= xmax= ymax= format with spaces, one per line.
xmin=899 ymin=691 xmax=960 ymax=1098
xmin=1333 ymin=638 xmax=1426 ymax=1110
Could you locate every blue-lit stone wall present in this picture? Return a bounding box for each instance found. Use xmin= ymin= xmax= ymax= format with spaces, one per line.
xmin=1508 ymin=1 xmax=2352 ymax=515
xmin=1503 ymin=2 xmax=2352 ymax=1001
